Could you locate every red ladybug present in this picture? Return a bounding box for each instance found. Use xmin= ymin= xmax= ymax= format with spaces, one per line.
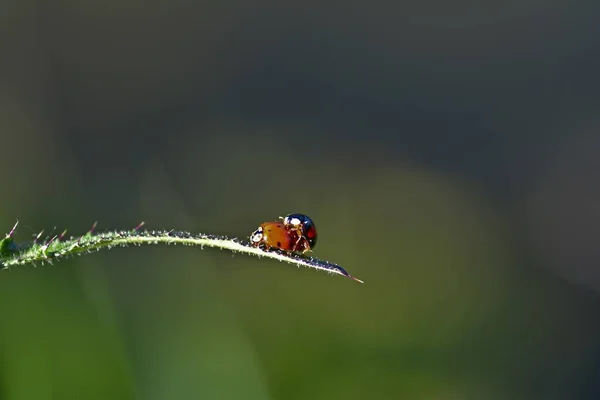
xmin=250 ymin=213 xmax=317 ymax=254
xmin=282 ymin=213 xmax=317 ymax=252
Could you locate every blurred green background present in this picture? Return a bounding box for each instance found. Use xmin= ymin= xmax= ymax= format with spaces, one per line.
xmin=2 ymin=0 xmax=600 ymax=398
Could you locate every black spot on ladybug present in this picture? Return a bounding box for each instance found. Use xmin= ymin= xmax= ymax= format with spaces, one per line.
xmin=277 ymin=241 xmax=282 ymax=247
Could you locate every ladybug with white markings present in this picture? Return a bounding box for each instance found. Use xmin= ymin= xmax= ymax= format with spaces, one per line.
xmin=281 ymin=213 xmax=317 ymax=253
xmin=250 ymin=213 xmax=317 ymax=254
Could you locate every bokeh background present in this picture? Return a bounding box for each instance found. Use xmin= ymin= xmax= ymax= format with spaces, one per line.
xmin=2 ymin=0 xmax=600 ymax=399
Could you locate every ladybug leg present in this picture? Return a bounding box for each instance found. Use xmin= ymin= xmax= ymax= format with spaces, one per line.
xmin=291 ymin=232 xmax=304 ymax=252
xmin=294 ymin=236 xmax=312 ymax=254
xmin=301 ymin=239 xmax=313 ymax=254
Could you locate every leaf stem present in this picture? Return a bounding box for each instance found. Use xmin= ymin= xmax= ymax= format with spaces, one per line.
xmin=0 ymin=223 xmax=363 ymax=283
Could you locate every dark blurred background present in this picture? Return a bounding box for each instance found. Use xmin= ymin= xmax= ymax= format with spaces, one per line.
xmin=2 ymin=0 xmax=600 ymax=398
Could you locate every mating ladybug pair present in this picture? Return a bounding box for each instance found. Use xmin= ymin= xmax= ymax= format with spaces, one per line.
xmin=250 ymin=214 xmax=317 ymax=254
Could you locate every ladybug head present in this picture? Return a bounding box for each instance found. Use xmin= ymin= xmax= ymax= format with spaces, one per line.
xmin=250 ymin=226 xmax=264 ymax=244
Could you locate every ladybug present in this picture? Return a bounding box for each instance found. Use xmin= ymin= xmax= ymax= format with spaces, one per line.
xmin=250 ymin=221 xmax=300 ymax=252
xmin=281 ymin=213 xmax=317 ymax=252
